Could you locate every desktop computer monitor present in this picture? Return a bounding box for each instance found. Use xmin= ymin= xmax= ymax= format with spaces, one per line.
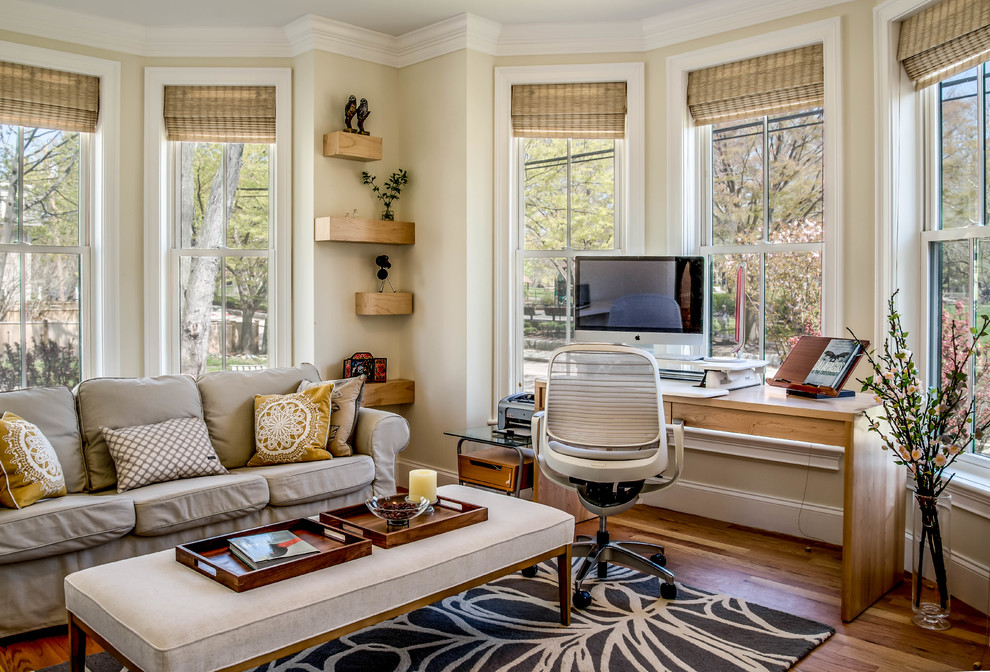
xmin=572 ymin=255 xmax=706 ymax=348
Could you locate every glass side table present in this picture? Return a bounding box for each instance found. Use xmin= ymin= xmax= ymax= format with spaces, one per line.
xmin=445 ymin=427 xmax=534 ymax=497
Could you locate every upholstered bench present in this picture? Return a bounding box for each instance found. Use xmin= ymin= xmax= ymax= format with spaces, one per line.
xmin=65 ymin=485 xmax=575 ymax=672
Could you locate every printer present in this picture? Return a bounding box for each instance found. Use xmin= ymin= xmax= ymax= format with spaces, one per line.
xmin=497 ymin=392 xmax=535 ymax=431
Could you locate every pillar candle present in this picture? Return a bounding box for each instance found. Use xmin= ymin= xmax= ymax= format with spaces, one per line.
xmin=408 ymin=469 xmax=438 ymax=504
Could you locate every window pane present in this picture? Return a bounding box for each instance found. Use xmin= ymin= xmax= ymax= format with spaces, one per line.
xmin=710 ymin=253 xmax=761 ymax=360
xmin=712 ymin=119 xmax=764 ymax=245
xmin=940 ymin=67 xmax=980 ymax=230
xmin=768 ymin=109 xmax=823 ymax=244
xmin=179 ymin=255 xmax=222 ymax=376
xmin=227 ymin=144 xmax=269 ymax=250
xmin=22 ymin=129 xmax=80 ymax=246
xmin=523 ymin=138 xmax=567 ymax=251
xmin=766 ymin=251 xmax=821 ymax=367
xmin=569 ymin=139 xmax=615 ymax=251
xmin=224 ymin=256 xmax=269 ymax=369
xmin=522 ymin=257 xmax=569 ymax=391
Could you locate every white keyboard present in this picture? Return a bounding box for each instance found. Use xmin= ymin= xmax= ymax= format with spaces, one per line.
xmin=655 ymin=353 xmax=704 ymax=362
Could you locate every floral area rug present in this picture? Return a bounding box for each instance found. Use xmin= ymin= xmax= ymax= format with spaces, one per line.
xmin=42 ymin=562 xmax=833 ymax=672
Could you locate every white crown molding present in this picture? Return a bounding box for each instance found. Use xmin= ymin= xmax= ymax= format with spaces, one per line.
xmin=642 ymin=0 xmax=849 ymax=50
xmin=5 ymin=0 xmax=855 ymax=65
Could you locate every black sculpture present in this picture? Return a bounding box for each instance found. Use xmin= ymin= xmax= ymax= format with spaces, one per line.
xmin=376 ymin=255 xmax=396 ymax=293
xmin=356 ymin=98 xmax=370 ymax=136
xmin=343 ymin=95 xmax=357 ymax=133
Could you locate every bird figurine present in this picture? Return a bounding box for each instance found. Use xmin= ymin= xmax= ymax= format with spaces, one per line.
xmin=356 ymin=98 xmax=371 ymax=136
xmin=343 ymin=95 xmax=357 ymax=133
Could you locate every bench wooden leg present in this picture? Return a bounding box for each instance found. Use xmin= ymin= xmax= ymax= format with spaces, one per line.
xmin=557 ymin=545 xmax=572 ymax=625
xmin=68 ymin=613 xmax=86 ymax=672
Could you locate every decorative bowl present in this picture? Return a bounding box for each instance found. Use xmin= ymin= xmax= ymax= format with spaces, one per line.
xmin=365 ymin=494 xmax=430 ymax=528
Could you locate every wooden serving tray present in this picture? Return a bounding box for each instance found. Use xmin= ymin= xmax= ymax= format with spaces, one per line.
xmin=320 ymin=496 xmax=487 ymax=549
xmin=176 ymin=518 xmax=372 ymax=592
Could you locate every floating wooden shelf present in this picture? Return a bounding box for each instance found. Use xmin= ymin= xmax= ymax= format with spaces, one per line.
xmin=355 ymin=292 xmax=413 ymax=315
xmin=315 ymin=217 xmax=414 ymax=245
xmin=323 ymin=131 xmax=382 ymax=161
xmin=363 ymin=379 xmax=414 ymax=407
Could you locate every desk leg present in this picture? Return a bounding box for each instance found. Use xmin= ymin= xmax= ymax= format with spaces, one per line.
xmin=68 ymin=613 xmax=87 ymax=672
xmin=841 ymin=414 xmax=906 ymax=622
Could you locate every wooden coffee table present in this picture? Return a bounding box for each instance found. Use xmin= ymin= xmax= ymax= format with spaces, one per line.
xmin=66 ymin=485 xmax=575 ymax=672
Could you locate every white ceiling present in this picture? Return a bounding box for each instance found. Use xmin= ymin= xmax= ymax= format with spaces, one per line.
xmin=13 ymin=0 xmax=706 ymax=36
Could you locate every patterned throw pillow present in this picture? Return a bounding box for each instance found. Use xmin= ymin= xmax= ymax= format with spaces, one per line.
xmin=297 ymin=376 xmax=364 ymax=457
xmin=249 ymin=382 xmax=335 ymax=466
xmin=0 ymin=412 xmax=66 ymax=509
xmin=102 ymin=417 xmax=228 ymax=493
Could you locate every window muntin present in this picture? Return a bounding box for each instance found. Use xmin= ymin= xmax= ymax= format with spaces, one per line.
xmin=0 ymin=124 xmax=85 ymax=390
xmin=519 ymin=137 xmax=617 ymax=390
xmin=928 ymin=63 xmax=990 ymax=457
xmin=705 ymin=107 xmax=824 ymax=366
xmin=174 ymin=141 xmax=272 ymax=376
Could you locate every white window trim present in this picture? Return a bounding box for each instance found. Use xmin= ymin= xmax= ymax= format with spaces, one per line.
xmin=143 ymin=67 xmax=291 ymax=376
xmin=666 ymin=17 xmax=843 ymax=337
xmin=876 ymin=0 xmax=990 ymax=515
xmin=493 ymin=62 xmax=645 ymax=403
xmin=0 ymin=41 xmax=120 ymax=380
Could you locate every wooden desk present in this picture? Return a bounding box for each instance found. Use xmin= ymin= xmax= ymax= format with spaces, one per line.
xmin=533 ymin=381 xmax=904 ymax=623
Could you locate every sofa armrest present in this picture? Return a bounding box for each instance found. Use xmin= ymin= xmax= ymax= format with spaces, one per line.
xmin=352 ymin=407 xmax=410 ymax=496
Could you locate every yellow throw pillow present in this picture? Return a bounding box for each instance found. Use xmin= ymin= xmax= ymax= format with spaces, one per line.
xmin=249 ymin=382 xmax=335 ymax=466
xmin=0 ymin=412 xmax=67 ymax=509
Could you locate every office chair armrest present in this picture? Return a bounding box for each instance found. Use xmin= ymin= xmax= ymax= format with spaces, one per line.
xmin=642 ymin=418 xmax=685 ymax=494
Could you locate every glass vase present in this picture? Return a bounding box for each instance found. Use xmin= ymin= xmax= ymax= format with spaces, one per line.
xmin=911 ymin=492 xmax=951 ymax=630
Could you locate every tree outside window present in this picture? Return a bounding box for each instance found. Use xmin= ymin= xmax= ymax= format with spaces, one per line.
xmin=707 ymin=108 xmax=824 ymax=367
xmin=176 ymin=142 xmax=271 ymax=377
xmin=520 ymin=138 xmax=616 ymax=390
xmin=929 ymin=63 xmax=990 ymax=456
xmin=0 ymin=124 xmax=84 ymax=390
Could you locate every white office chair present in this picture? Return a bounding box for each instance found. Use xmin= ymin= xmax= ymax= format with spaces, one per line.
xmin=532 ymin=343 xmax=685 ymax=608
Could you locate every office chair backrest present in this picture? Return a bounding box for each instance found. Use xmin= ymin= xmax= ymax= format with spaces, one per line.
xmin=544 ymin=344 xmax=667 ymax=456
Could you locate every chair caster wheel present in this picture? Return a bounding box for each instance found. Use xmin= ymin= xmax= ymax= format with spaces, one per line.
xmin=574 ymin=590 xmax=592 ymax=609
xmin=521 ymin=565 xmax=538 ymax=578
xmin=650 ymin=553 xmax=667 ymax=567
xmin=660 ymin=582 xmax=677 ymax=600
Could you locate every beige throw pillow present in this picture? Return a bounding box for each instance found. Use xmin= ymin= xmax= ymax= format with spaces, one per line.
xmin=0 ymin=412 xmax=66 ymax=509
xmin=102 ymin=417 xmax=227 ymax=493
xmin=298 ymin=376 xmax=364 ymax=457
xmin=249 ymin=382 xmax=335 ymax=466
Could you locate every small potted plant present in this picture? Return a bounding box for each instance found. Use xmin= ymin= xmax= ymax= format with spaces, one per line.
xmin=361 ymin=169 xmax=408 ymax=221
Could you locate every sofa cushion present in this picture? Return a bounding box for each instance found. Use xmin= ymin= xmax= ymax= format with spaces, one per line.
xmin=0 ymin=386 xmax=86 ymax=493
xmin=103 ymin=417 xmax=228 ymax=493
xmin=298 ymin=376 xmax=364 ymax=457
xmin=77 ymin=375 xmax=204 ymax=492
xmin=248 ymin=383 xmax=334 ymax=466
xmin=234 ymin=455 xmax=375 ymax=506
xmin=0 ymin=494 xmax=134 ymax=564
xmin=121 ymin=472 xmax=269 ymax=537
xmin=197 ymin=364 xmax=320 ymax=468
xmin=0 ymin=412 xmax=66 ymax=509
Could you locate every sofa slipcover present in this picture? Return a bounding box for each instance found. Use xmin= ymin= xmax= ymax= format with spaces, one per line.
xmin=76 ymin=375 xmax=204 ymax=492
xmin=0 ymin=385 xmax=87 ymax=493
xmin=0 ymin=494 xmax=134 ymax=564
xmin=197 ymin=364 xmax=321 ymax=468
xmin=122 ymin=473 xmax=270 ymax=537
xmin=235 ymin=455 xmax=375 ymax=507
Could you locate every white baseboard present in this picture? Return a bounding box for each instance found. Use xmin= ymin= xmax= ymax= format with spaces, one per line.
xmin=640 ymin=479 xmax=844 ymax=546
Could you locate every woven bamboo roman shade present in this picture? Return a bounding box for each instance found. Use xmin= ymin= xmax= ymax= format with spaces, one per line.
xmin=511 ymin=82 xmax=627 ymax=139
xmin=163 ymin=86 xmax=276 ymax=143
xmin=687 ymin=44 xmax=824 ymax=126
xmin=898 ymin=0 xmax=990 ymax=91
xmin=0 ymin=61 xmax=99 ymax=133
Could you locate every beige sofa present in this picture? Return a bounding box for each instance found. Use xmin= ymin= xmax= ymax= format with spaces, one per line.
xmin=0 ymin=364 xmax=410 ymax=638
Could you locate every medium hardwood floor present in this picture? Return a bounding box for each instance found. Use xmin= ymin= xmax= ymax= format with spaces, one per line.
xmin=1 ymin=503 xmax=987 ymax=672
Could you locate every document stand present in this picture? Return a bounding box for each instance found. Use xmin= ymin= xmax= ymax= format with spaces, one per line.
xmin=767 ymin=336 xmax=869 ymax=399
